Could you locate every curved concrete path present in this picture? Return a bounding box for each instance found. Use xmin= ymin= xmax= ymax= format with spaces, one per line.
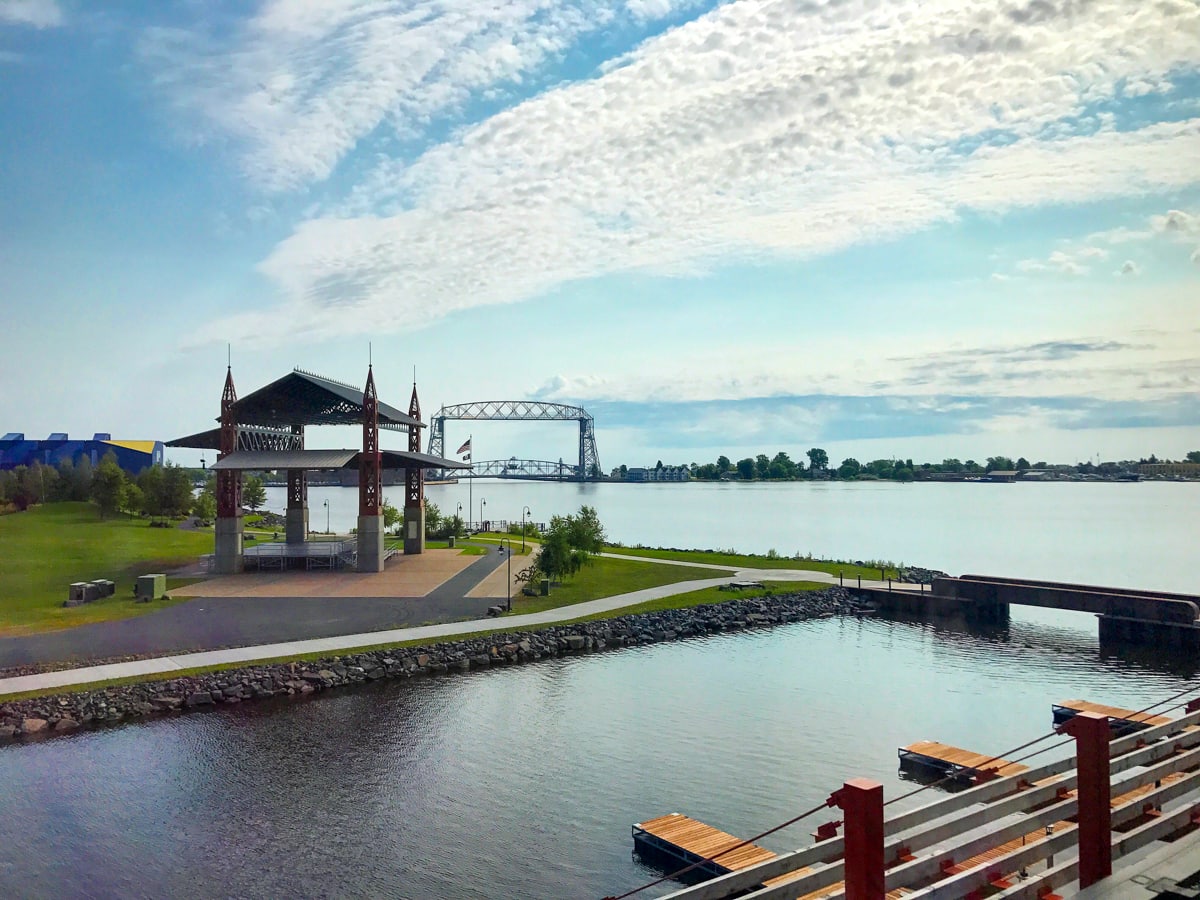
xmin=0 ymin=566 xmax=915 ymax=697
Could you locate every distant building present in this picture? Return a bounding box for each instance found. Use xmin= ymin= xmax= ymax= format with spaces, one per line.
xmin=624 ymin=464 xmax=689 ymax=482
xmin=0 ymin=432 xmax=164 ymax=476
xmin=1138 ymin=462 xmax=1200 ymax=478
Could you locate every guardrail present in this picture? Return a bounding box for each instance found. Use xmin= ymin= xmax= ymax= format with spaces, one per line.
xmin=659 ymin=704 xmax=1200 ymax=900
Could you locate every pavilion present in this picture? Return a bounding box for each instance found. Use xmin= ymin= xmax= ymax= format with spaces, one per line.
xmin=168 ymin=365 xmax=469 ymax=575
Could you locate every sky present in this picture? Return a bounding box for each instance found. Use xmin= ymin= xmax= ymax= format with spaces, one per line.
xmin=1 ymin=0 xmax=1198 ymax=471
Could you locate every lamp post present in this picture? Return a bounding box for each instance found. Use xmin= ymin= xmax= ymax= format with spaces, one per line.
xmin=502 ymin=538 xmax=512 ymax=611
xmin=521 ymin=505 xmax=531 ymax=553
xmin=456 ymin=502 xmax=463 ymax=536
xmin=480 ymin=498 xmax=487 ymax=532
xmin=323 ymin=499 xmax=329 ymax=535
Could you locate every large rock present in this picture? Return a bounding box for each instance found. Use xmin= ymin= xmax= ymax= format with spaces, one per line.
xmin=21 ymin=718 xmax=48 ymax=734
xmin=185 ymin=692 xmax=214 ymax=707
xmin=565 ymin=635 xmax=586 ymax=651
xmin=54 ymin=717 xmax=79 ymax=732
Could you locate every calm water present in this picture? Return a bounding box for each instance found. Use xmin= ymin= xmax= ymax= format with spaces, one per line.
xmin=1 ymin=484 xmax=1196 ymax=898
xmin=290 ymin=480 xmax=1198 ymax=591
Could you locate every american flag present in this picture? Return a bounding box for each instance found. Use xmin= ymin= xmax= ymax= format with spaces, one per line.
xmin=456 ymin=438 xmax=471 ymax=456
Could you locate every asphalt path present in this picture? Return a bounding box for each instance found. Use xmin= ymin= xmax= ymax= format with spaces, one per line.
xmin=0 ymin=549 xmax=509 ymax=669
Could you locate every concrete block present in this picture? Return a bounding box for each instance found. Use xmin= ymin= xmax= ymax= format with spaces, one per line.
xmin=135 ymin=574 xmax=166 ymax=602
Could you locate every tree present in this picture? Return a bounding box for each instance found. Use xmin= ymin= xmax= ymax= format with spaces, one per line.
xmin=716 ymin=455 xmax=731 ymax=473
xmin=807 ymin=448 xmax=829 ymax=473
xmin=137 ymin=465 xmax=165 ymax=518
xmin=941 ymin=458 xmax=963 ymax=473
xmin=192 ymin=488 xmax=216 ymax=523
xmin=122 ymin=483 xmax=144 ymax=518
xmin=1015 ymin=457 xmax=1031 ymax=471
xmin=754 ymin=454 xmax=770 ymax=479
xmin=162 ymin=463 xmax=195 ymax=517
xmin=90 ymin=453 xmax=127 ymax=519
xmin=986 ymin=456 xmax=1015 ymax=472
xmin=567 ymin=505 xmax=605 ymax=559
xmin=736 ymin=457 xmax=755 ymax=480
xmin=1187 ymin=451 xmax=1200 ymax=463
xmin=242 ymin=475 xmax=267 ymax=512
xmin=381 ymin=498 xmax=401 ymax=530
xmin=838 ymin=458 xmax=861 ymax=479
xmin=768 ymin=451 xmax=797 ymax=479
xmin=424 ymin=500 xmax=442 ymax=537
xmin=894 ymin=466 xmax=914 ymax=482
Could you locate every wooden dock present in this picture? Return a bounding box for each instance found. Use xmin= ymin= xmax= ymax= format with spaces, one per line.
xmin=632 ymin=814 xmax=793 ymax=883
xmin=1053 ymin=699 xmax=1172 ymax=734
xmin=899 ymin=740 xmax=1029 ymax=783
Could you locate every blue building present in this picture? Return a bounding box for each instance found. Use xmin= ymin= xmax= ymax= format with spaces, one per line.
xmin=0 ymin=432 xmax=164 ymax=476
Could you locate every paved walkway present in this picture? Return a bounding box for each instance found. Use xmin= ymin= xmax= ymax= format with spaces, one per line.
xmin=0 ymin=567 xmax=920 ymax=697
xmin=0 ymin=551 xmax=510 ymax=670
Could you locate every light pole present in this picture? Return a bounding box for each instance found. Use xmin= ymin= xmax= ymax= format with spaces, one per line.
xmin=521 ymin=505 xmax=531 ymax=553
xmin=323 ymin=499 xmax=329 ymax=535
xmin=480 ymin=498 xmax=487 ymax=532
xmin=502 ymin=538 xmax=512 ymax=611
xmin=456 ymin=502 xmax=462 ymax=535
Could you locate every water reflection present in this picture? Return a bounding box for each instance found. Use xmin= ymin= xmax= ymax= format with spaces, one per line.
xmin=2 ymin=613 xmax=1197 ymax=899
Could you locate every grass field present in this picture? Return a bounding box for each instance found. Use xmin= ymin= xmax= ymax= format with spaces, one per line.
xmin=0 ymin=503 xmax=211 ymax=636
xmin=505 ymin=555 xmax=730 ymax=615
xmin=602 ymin=546 xmax=899 ymax=580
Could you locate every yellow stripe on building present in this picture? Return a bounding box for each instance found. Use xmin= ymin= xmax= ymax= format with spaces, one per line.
xmin=102 ymin=440 xmax=158 ymax=454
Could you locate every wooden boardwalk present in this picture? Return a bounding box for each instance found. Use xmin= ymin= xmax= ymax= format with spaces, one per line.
xmin=1053 ymin=699 xmax=1173 ymax=732
xmin=899 ymin=740 xmax=1029 ymax=781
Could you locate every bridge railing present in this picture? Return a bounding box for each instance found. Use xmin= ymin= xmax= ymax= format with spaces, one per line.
xmin=658 ymin=705 xmax=1200 ymax=900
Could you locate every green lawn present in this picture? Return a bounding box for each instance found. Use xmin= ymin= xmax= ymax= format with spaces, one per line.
xmin=562 ymin=580 xmax=830 ymax=621
xmin=505 ymin=555 xmax=730 ymax=615
xmin=603 ymin=546 xmax=899 ymax=580
xmin=0 ymin=503 xmax=211 ymax=636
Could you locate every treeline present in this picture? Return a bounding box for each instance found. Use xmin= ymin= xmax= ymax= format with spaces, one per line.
xmin=0 ymin=454 xmax=266 ymax=521
xmin=685 ymin=452 xmax=1114 ymax=482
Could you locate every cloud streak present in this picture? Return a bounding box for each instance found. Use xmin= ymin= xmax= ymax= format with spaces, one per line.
xmin=0 ymin=0 xmax=62 ymax=28
xmin=147 ymin=0 xmax=1200 ymax=344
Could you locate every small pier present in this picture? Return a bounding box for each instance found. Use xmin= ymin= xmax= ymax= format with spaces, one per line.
xmin=898 ymin=740 xmax=1029 ymax=784
xmin=632 ymin=813 xmax=789 ymax=883
xmin=1053 ymin=699 xmax=1172 ymax=734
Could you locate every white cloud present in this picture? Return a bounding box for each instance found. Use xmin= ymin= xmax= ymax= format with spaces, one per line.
xmin=1119 ymin=260 xmax=1140 ymax=276
xmin=141 ymin=0 xmax=694 ymax=192
xmin=171 ymin=0 xmax=1200 ymax=342
xmin=0 ymin=0 xmax=62 ymax=27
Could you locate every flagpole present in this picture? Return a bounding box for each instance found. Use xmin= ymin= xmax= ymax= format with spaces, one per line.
xmin=468 ymin=434 xmax=472 ymax=532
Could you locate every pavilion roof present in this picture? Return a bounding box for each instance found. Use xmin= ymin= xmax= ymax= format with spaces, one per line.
xmin=230 ymin=368 xmax=420 ymax=430
xmin=209 ymin=449 xmax=470 ymax=471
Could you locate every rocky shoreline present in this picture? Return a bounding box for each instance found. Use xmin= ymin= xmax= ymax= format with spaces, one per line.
xmin=1 ymin=587 xmax=870 ymax=742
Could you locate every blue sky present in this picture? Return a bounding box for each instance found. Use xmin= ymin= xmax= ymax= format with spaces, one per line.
xmin=1 ymin=0 xmax=1198 ymax=471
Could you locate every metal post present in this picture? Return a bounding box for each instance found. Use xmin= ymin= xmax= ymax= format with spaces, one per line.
xmin=504 ymin=539 xmax=512 ymax=611
xmin=1059 ymin=711 xmax=1112 ymax=888
xmin=830 ymin=778 xmax=884 ymax=900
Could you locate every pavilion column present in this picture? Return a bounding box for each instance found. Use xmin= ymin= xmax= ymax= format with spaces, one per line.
xmin=357 ymin=365 xmax=385 ymax=572
xmin=403 ymin=382 xmax=425 ymax=555
xmin=214 ymin=367 xmax=244 ymax=574
xmin=285 ymin=424 xmax=307 ymax=543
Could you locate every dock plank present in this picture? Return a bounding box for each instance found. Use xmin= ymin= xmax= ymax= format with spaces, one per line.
xmin=1054 ymin=699 xmax=1172 ymax=727
xmin=900 ymin=740 xmax=1029 ymax=778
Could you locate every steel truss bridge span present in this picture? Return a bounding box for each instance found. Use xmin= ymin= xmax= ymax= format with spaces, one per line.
xmin=427 ymin=401 xmax=600 ymax=482
xmin=451 ymin=458 xmax=583 ymax=480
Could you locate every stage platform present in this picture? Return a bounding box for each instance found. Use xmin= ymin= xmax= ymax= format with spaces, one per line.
xmin=242 ymin=539 xmax=365 ymax=571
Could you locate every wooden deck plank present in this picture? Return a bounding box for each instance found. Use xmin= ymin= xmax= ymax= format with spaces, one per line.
xmin=900 ymin=740 xmax=1029 ymax=777
xmin=1055 ymin=699 xmax=1172 ymax=727
xmin=635 ymin=814 xmax=778 ymax=873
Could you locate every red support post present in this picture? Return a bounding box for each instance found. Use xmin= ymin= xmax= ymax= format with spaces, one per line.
xmin=405 ymin=382 xmax=422 ymax=513
xmin=830 ymin=778 xmax=884 ymax=900
xmin=1059 ymin=711 xmax=1112 ymax=889
xmin=216 ymin=367 xmax=240 ymax=518
xmin=359 ymin=366 xmax=381 ymax=516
